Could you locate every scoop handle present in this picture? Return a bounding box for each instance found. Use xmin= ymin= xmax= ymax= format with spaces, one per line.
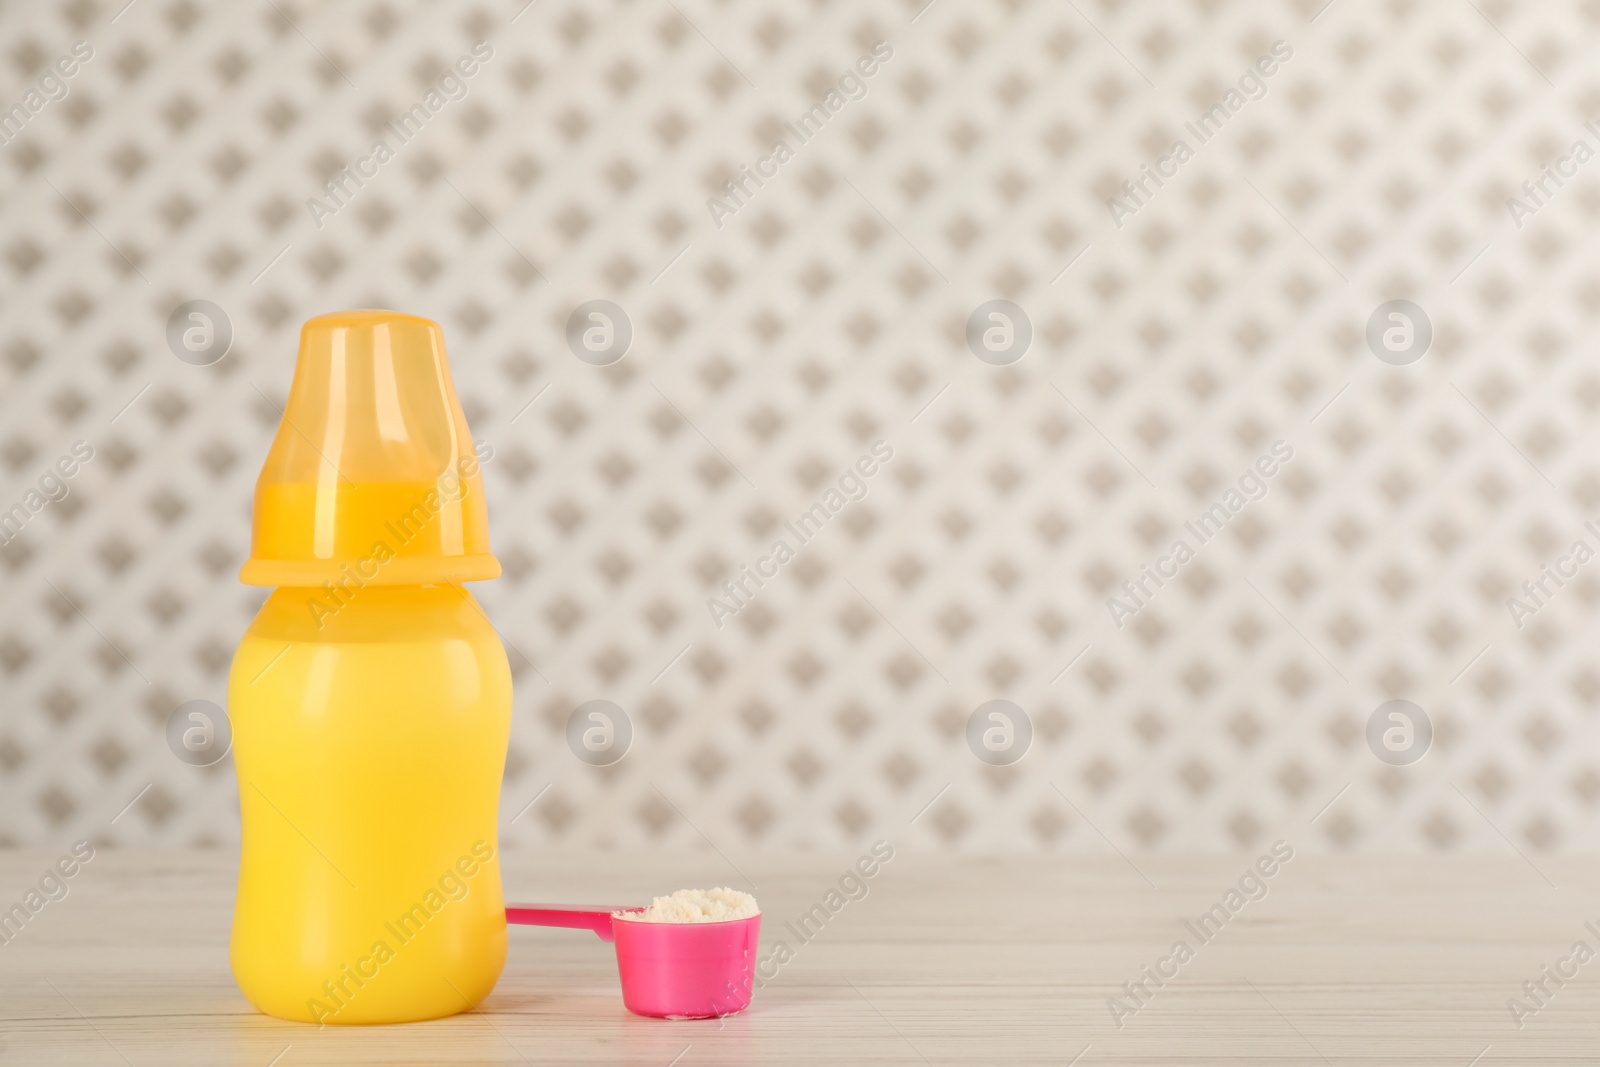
xmin=505 ymin=904 xmax=636 ymax=942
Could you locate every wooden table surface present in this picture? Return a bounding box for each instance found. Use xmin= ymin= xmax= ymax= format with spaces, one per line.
xmin=2 ymin=846 xmax=1597 ymax=1065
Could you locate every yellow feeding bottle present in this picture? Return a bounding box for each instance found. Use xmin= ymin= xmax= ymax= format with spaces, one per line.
xmin=227 ymin=311 xmax=511 ymax=1024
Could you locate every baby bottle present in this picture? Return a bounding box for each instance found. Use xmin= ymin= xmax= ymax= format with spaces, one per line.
xmin=226 ymin=311 xmax=512 ymax=1024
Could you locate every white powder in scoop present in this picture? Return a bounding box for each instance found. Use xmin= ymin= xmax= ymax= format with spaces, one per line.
xmin=615 ymin=887 xmax=759 ymax=923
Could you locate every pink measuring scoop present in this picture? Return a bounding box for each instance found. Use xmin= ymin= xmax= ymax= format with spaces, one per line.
xmin=506 ymin=903 xmax=760 ymax=1019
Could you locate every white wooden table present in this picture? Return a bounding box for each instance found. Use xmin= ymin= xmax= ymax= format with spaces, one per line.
xmin=0 ymin=848 xmax=1595 ymax=1064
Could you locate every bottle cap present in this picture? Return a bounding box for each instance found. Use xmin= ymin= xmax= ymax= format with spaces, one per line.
xmin=240 ymin=310 xmax=500 ymax=587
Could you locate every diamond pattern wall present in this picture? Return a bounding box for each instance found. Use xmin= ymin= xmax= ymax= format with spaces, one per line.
xmin=4 ymin=0 xmax=1600 ymax=854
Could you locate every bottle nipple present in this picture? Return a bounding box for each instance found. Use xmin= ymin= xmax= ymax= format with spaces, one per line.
xmin=240 ymin=310 xmax=499 ymax=587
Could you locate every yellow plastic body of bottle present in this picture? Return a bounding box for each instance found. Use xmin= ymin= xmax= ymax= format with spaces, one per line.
xmin=228 ymin=585 xmax=511 ymax=1023
xmin=228 ymin=311 xmax=511 ymax=1024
